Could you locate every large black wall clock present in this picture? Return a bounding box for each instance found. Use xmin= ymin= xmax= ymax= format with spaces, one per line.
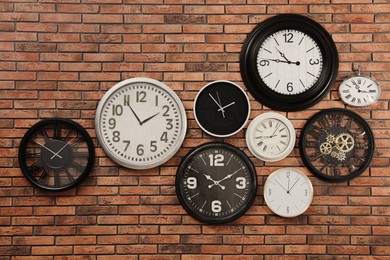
xmin=176 ymin=142 xmax=257 ymax=224
xmin=194 ymin=80 xmax=250 ymax=138
xmin=18 ymin=119 xmax=95 ymax=191
xmin=300 ymin=109 xmax=374 ymax=182
xmin=240 ymin=14 xmax=339 ymax=111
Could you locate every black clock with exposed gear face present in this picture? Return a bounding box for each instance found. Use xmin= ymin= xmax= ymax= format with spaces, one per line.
xmin=176 ymin=142 xmax=257 ymax=224
xmin=18 ymin=119 xmax=95 ymax=191
xmin=299 ymin=109 xmax=374 ymax=182
xmin=240 ymin=14 xmax=339 ymax=111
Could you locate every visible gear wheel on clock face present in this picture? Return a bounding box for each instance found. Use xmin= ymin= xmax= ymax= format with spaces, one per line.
xmin=320 ymin=142 xmax=333 ymax=155
xmin=335 ymin=133 xmax=355 ymax=153
xmin=326 ymin=134 xmax=336 ymax=143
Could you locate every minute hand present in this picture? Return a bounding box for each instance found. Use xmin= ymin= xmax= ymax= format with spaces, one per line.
xmin=260 ymin=58 xmax=300 ymax=65
xmin=216 ymin=167 xmax=242 ymax=184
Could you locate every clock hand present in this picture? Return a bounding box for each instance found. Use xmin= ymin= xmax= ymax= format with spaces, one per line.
xmin=50 ymin=136 xmax=77 ymax=159
xmin=287 ymin=178 xmax=290 ymax=192
xmin=274 ymin=49 xmax=301 ymax=66
xmin=288 ymin=178 xmax=300 ymax=193
xmin=128 ymin=105 xmax=143 ymax=125
xmin=217 ymin=101 xmax=236 ymax=112
xmin=260 ymin=58 xmax=300 ymax=65
xmin=35 ymin=142 xmax=63 ymax=159
xmin=140 ymin=112 xmax=160 ymax=125
xmin=216 ymin=91 xmax=226 ymax=118
xmin=274 ymin=179 xmax=292 ymax=196
xmin=216 ymin=167 xmax=242 ymax=185
xmin=208 ymin=93 xmax=225 ymax=118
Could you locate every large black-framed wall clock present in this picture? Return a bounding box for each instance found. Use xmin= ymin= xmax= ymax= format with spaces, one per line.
xmin=299 ymin=109 xmax=375 ymax=182
xmin=176 ymin=142 xmax=257 ymax=224
xmin=240 ymin=14 xmax=339 ymax=111
xmin=18 ymin=119 xmax=95 ymax=191
xmin=95 ymin=77 xmax=187 ymax=169
xmin=194 ymin=80 xmax=250 ymax=138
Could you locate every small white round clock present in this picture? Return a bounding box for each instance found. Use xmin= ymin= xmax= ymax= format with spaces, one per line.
xmin=245 ymin=112 xmax=295 ymax=162
xmin=95 ymin=77 xmax=187 ymax=169
xmin=339 ymin=75 xmax=381 ymax=107
xmin=264 ymin=168 xmax=313 ymax=218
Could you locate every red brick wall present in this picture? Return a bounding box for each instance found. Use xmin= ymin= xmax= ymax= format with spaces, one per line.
xmin=1 ymin=0 xmax=389 ymax=259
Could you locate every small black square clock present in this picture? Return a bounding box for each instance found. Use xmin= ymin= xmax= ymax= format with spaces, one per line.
xmin=194 ymin=80 xmax=251 ymax=138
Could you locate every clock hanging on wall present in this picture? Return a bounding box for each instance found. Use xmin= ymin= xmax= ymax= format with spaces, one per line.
xmin=176 ymin=142 xmax=257 ymax=224
xmin=194 ymin=80 xmax=250 ymax=138
xmin=18 ymin=119 xmax=95 ymax=191
xmin=240 ymin=14 xmax=339 ymax=111
xmin=95 ymin=77 xmax=187 ymax=170
xmin=299 ymin=109 xmax=375 ymax=182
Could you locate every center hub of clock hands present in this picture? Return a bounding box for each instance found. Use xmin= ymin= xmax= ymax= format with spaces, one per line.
xmin=204 ymin=167 xmax=242 ymax=190
xmin=208 ymin=92 xmax=236 ymax=118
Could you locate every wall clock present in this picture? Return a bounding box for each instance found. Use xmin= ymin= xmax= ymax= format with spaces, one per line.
xmin=176 ymin=142 xmax=257 ymax=224
xmin=300 ymin=109 xmax=375 ymax=182
xmin=339 ymin=74 xmax=380 ymax=107
xmin=246 ymin=112 xmax=295 ymax=162
xmin=95 ymin=77 xmax=187 ymax=169
xmin=194 ymin=80 xmax=250 ymax=138
xmin=264 ymin=168 xmax=313 ymax=217
xmin=240 ymin=14 xmax=339 ymax=111
xmin=18 ymin=119 xmax=95 ymax=191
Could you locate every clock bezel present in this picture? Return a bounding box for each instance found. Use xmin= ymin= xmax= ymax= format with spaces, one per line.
xmin=175 ymin=142 xmax=257 ymax=224
xmin=95 ymin=77 xmax=187 ymax=170
xmin=240 ymin=14 xmax=339 ymax=112
xmin=264 ymin=168 xmax=314 ymax=218
xmin=299 ymin=108 xmax=375 ymax=182
xmin=18 ymin=118 xmax=95 ymax=191
xmin=193 ymin=80 xmax=251 ymax=138
xmin=246 ymin=112 xmax=296 ymax=162
xmin=339 ymin=75 xmax=381 ymax=107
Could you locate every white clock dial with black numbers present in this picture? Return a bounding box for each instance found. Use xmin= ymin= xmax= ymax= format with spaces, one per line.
xmin=95 ymin=78 xmax=187 ymax=169
xmin=264 ymin=168 xmax=313 ymax=218
xmin=257 ymin=29 xmax=323 ymax=95
xmin=339 ymin=76 xmax=381 ymax=107
xmin=246 ymin=112 xmax=296 ymax=162
xmin=176 ymin=143 xmax=257 ymax=224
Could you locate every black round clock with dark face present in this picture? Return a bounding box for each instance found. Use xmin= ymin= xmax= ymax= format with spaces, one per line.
xmin=300 ymin=109 xmax=375 ymax=182
xmin=194 ymin=80 xmax=250 ymax=137
xmin=176 ymin=142 xmax=257 ymax=224
xmin=18 ymin=119 xmax=95 ymax=191
xmin=240 ymin=14 xmax=339 ymax=111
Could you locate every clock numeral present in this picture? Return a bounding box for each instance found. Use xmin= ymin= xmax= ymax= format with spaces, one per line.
xmin=283 ymin=32 xmax=293 ymax=43
xmin=123 ymin=95 xmax=130 ymax=106
xmin=318 ymin=116 xmax=331 ymax=128
xmin=136 ymin=91 xmax=146 ymax=103
xmin=187 ymin=177 xmax=197 ymax=189
xmin=236 ymin=177 xmax=246 ymax=189
xmin=166 ymin=119 xmax=173 ymax=130
xmin=305 ymin=189 xmax=308 ymax=197
xmin=112 ymin=105 xmax=123 ymax=116
xmin=259 ymin=60 xmax=270 ymax=66
xmin=309 ymin=59 xmax=320 ymax=65
xmin=137 ymin=144 xmax=144 ymax=156
xmin=286 ymin=171 xmax=290 ymax=178
xmin=162 ymin=105 xmax=170 ymax=117
xmin=150 ymin=140 xmax=157 ymax=152
xmin=108 ymin=118 xmax=116 ymax=129
xmin=286 ymin=206 xmax=290 ymax=214
xmin=211 ymin=200 xmax=222 ymax=213
xmin=268 ymin=188 xmax=272 ymax=196
xmin=308 ymin=125 xmax=322 ymax=139
xmin=155 ymin=95 xmax=158 ymax=106
xmin=160 ymin=131 xmax=168 ymax=143
xmin=287 ymin=82 xmax=293 ymax=93
xmin=209 ymin=154 xmax=224 ymax=167
xmin=123 ymin=140 xmax=130 ymax=152
xmin=112 ymin=131 xmax=120 ymax=142
xmin=305 ymin=140 xmax=319 ymax=148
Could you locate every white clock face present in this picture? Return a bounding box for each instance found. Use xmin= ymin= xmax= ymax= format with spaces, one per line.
xmin=256 ymin=29 xmax=323 ymax=95
xmin=246 ymin=113 xmax=296 ymax=162
xmin=95 ymin=78 xmax=187 ymax=169
xmin=264 ymin=168 xmax=313 ymax=218
xmin=339 ymin=76 xmax=380 ymax=107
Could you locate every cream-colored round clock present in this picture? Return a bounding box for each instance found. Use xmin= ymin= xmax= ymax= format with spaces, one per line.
xmin=339 ymin=75 xmax=380 ymax=107
xmin=95 ymin=77 xmax=187 ymax=170
xmin=246 ymin=112 xmax=295 ymax=162
xmin=264 ymin=168 xmax=313 ymax=218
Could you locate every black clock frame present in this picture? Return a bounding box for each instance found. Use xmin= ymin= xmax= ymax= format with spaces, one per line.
xmin=176 ymin=142 xmax=257 ymax=224
xmin=18 ymin=118 xmax=95 ymax=191
xmin=240 ymin=14 xmax=339 ymax=111
xmin=299 ymin=109 xmax=375 ymax=182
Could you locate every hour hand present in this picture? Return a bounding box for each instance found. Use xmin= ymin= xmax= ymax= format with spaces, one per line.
xmin=140 ymin=112 xmax=160 ymax=125
xmin=208 ymin=93 xmax=225 ymax=118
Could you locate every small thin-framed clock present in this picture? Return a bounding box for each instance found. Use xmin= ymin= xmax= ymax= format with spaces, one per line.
xmin=176 ymin=142 xmax=257 ymax=224
xmin=300 ymin=109 xmax=375 ymax=182
xmin=18 ymin=119 xmax=95 ymax=191
xmin=95 ymin=77 xmax=187 ymax=170
xmin=194 ymin=80 xmax=250 ymax=138
xmin=246 ymin=112 xmax=296 ymax=162
xmin=240 ymin=14 xmax=339 ymax=111
xmin=264 ymin=168 xmax=313 ymax=218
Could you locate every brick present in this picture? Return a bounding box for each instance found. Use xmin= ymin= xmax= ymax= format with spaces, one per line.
xmin=83 ymin=14 xmax=123 ymax=23
xmin=328 ymin=246 xmax=370 ymax=255
xmin=41 ymin=14 xmax=81 ymax=23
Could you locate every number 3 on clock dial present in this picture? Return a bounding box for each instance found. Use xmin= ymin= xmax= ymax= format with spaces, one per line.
xmin=95 ymin=78 xmax=187 ymax=170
